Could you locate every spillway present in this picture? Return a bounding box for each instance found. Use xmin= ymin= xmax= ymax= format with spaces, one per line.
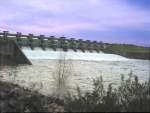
xmin=22 ymin=47 xmax=130 ymax=61
xmin=0 ymin=31 xmax=149 ymax=98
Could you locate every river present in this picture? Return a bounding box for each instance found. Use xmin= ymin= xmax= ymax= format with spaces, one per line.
xmin=0 ymin=59 xmax=149 ymax=96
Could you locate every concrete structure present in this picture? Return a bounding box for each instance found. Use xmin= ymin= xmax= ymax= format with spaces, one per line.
xmin=0 ymin=39 xmax=31 ymax=65
xmin=0 ymin=31 xmax=105 ymax=52
xmin=0 ymin=31 xmax=106 ymax=66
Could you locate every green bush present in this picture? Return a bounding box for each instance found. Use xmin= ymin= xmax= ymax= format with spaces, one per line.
xmin=64 ymin=75 xmax=150 ymax=112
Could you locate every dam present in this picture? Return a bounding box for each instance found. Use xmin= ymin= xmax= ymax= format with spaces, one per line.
xmin=0 ymin=31 xmax=128 ymax=65
xmin=0 ymin=31 xmax=149 ymax=96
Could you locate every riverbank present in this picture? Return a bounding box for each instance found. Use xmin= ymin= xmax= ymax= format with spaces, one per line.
xmin=0 ymin=59 xmax=149 ymax=96
xmin=103 ymin=44 xmax=150 ymax=60
xmin=1 ymin=75 xmax=149 ymax=112
xmin=0 ymin=81 xmax=64 ymax=112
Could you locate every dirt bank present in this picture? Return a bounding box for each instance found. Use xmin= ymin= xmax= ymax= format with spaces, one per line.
xmin=0 ymin=81 xmax=64 ymax=112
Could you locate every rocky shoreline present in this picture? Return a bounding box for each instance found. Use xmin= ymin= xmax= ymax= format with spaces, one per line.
xmin=0 ymin=81 xmax=64 ymax=112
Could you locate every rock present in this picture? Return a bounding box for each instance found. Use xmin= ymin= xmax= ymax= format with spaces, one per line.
xmin=0 ymin=81 xmax=65 ymax=112
xmin=0 ymin=91 xmax=8 ymax=99
xmin=58 ymin=106 xmax=65 ymax=112
xmin=24 ymin=108 xmax=31 ymax=112
xmin=47 ymin=103 xmax=64 ymax=112
xmin=0 ymin=101 xmax=8 ymax=112
xmin=48 ymin=107 xmax=53 ymax=112
xmin=8 ymin=99 xmax=18 ymax=108
xmin=54 ymin=108 xmax=60 ymax=112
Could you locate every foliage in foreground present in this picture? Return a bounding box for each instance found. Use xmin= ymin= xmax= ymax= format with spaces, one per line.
xmin=64 ymin=75 xmax=150 ymax=112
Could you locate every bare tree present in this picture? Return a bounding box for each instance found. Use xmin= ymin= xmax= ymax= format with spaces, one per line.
xmin=52 ymin=51 xmax=73 ymax=98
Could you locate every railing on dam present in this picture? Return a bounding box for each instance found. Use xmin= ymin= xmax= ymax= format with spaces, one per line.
xmin=0 ymin=31 xmax=107 ymax=52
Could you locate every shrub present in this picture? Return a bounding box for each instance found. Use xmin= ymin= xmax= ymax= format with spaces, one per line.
xmin=64 ymin=75 xmax=150 ymax=112
xmin=52 ymin=52 xmax=73 ymax=99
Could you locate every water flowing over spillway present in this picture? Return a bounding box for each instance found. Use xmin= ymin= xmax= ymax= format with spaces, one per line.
xmin=0 ymin=47 xmax=149 ymax=96
xmin=22 ymin=47 xmax=130 ymax=61
xmin=0 ymin=31 xmax=149 ymax=99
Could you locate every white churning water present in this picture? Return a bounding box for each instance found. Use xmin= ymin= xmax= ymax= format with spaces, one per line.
xmin=0 ymin=47 xmax=149 ymax=96
xmin=22 ymin=47 xmax=130 ymax=61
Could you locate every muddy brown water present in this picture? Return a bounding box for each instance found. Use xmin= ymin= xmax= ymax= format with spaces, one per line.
xmin=0 ymin=59 xmax=149 ymax=96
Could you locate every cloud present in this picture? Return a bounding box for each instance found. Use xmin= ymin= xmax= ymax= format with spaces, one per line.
xmin=0 ymin=0 xmax=150 ymax=46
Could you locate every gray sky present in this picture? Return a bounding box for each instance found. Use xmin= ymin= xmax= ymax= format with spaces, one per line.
xmin=0 ymin=0 xmax=150 ymax=46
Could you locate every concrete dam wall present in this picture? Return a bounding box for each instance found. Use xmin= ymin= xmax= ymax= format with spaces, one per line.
xmin=0 ymin=31 xmax=106 ymax=52
xmin=0 ymin=31 xmax=149 ymax=65
xmin=0 ymin=39 xmax=31 ymax=65
xmin=0 ymin=31 xmax=106 ymax=65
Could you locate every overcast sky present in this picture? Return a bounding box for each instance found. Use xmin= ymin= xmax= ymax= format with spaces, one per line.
xmin=0 ymin=0 xmax=150 ymax=46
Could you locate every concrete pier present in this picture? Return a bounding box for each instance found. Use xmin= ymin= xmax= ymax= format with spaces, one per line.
xmin=0 ymin=31 xmax=149 ymax=60
xmin=0 ymin=39 xmax=31 ymax=65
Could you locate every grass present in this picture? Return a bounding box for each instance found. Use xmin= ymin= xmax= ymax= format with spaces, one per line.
xmin=1 ymin=62 xmax=149 ymax=112
xmin=103 ymin=44 xmax=150 ymax=59
xmin=64 ymin=75 xmax=150 ymax=112
xmin=106 ymin=44 xmax=149 ymax=53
